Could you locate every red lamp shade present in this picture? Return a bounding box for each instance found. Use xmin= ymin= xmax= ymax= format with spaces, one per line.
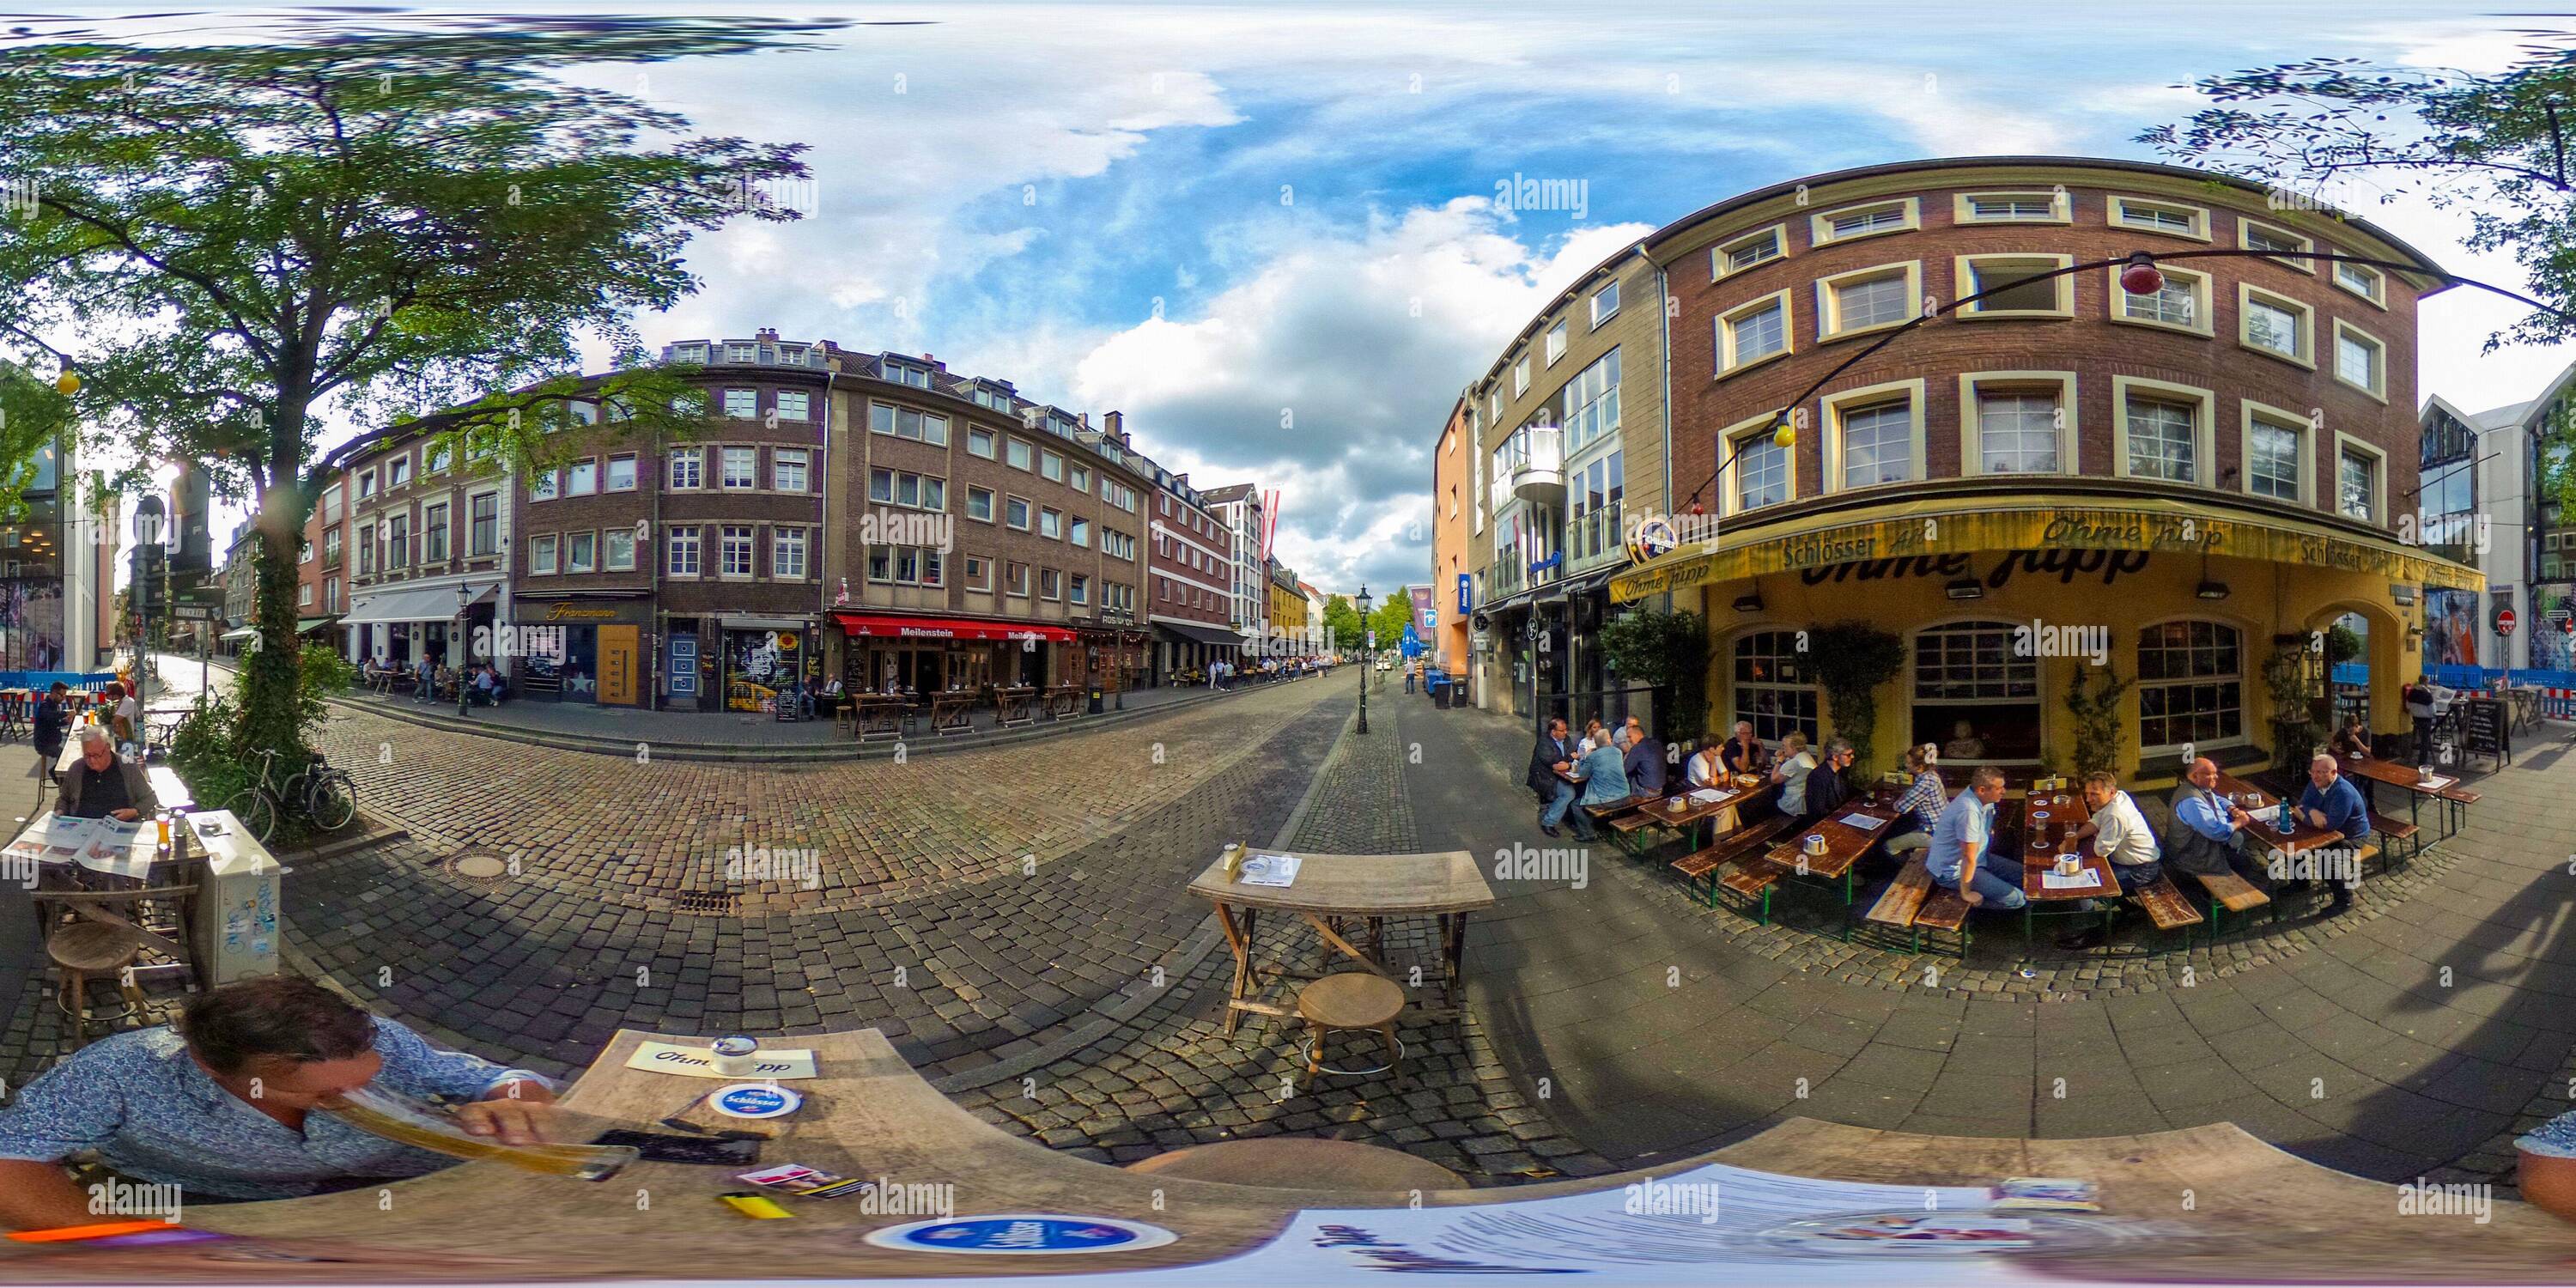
xmin=2118 ymin=252 xmax=2164 ymax=296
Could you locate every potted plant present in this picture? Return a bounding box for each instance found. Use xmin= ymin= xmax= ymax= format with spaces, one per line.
xmin=1806 ymin=622 xmax=1905 ymax=773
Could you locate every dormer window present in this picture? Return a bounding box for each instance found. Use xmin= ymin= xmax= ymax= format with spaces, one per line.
xmin=671 ymin=343 xmax=708 ymax=365
xmin=884 ymin=360 xmax=933 ymax=390
xmin=726 ymin=342 xmax=757 ymax=363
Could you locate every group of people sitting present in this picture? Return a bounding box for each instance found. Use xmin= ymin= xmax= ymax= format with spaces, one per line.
xmin=360 ymin=656 xmax=508 ymax=706
xmin=1527 ymin=718 xmax=2378 ymax=943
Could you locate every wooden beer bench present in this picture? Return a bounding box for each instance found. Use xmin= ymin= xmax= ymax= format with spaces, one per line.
xmin=1670 ymin=815 xmax=1795 ymax=908
xmin=1861 ymin=856 xmax=1971 ymax=957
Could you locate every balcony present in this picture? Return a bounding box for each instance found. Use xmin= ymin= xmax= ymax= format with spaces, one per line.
xmin=1510 ymin=424 xmax=1564 ymax=504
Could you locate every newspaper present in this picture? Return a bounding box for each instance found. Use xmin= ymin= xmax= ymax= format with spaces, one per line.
xmin=1237 ymin=853 xmax=1303 ymax=887
xmin=2039 ymin=867 xmax=2103 ymax=891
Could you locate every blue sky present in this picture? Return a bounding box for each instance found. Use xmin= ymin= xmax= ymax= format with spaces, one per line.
xmin=100 ymin=2 xmax=2575 ymax=593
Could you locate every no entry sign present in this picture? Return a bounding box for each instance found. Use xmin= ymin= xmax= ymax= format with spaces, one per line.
xmin=2497 ymin=607 xmax=2517 ymax=635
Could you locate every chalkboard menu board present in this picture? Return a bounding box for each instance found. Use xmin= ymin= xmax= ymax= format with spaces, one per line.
xmin=2464 ymin=697 xmax=2509 ymax=768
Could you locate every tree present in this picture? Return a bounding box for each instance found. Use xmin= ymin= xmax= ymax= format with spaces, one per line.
xmin=2137 ymin=48 xmax=2576 ymax=507
xmin=1367 ymin=597 xmax=1414 ymax=657
xmin=1595 ymin=606 xmax=1710 ymax=741
xmin=1321 ymin=593 xmax=1364 ymax=656
xmin=0 ymin=18 xmax=829 ymax=762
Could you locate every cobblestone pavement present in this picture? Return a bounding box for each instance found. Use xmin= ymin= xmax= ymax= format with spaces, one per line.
xmin=948 ymin=674 xmax=1619 ymax=1185
xmin=1412 ymin=693 xmax=2576 ymax=1185
xmin=276 ymin=671 xmax=1355 ymax=1078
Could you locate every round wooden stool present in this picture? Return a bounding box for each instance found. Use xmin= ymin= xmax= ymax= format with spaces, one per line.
xmin=47 ymin=922 xmax=140 ymax=1049
xmin=1125 ymin=1137 xmax=1464 ymax=1191
xmin=1295 ymin=972 xmax=1404 ymax=1079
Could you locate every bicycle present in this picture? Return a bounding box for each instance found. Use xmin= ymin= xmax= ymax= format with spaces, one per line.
xmin=221 ymin=746 xmax=359 ymax=842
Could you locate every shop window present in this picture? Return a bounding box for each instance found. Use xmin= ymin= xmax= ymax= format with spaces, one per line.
xmin=1911 ymin=621 xmax=2040 ymax=763
xmin=1731 ymin=630 xmax=1818 ymax=745
xmin=2137 ymin=620 xmax=2244 ymax=752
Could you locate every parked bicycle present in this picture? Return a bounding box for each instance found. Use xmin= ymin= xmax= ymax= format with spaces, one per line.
xmin=221 ymin=745 xmax=358 ymax=842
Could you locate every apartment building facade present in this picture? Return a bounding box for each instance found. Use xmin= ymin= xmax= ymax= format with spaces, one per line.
xmin=1140 ymin=456 xmax=1241 ymax=682
xmin=1202 ymin=483 xmax=1269 ymax=641
xmin=338 ymin=418 xmax=514 ymax=679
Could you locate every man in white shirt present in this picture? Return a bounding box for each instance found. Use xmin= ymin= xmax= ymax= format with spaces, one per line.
xmin=2059 ymin=770 xmax=2164 ymax=949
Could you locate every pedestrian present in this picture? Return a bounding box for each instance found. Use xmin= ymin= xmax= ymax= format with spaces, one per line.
xmin=32 ymin=681 xmax=67 ymax=787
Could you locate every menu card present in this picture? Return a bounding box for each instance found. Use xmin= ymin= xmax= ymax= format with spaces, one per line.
xmin=1688 ymin=788 xmax=1725 ymax=804
xmin=1833 ymin=811 xmax=1882 ymax=830
xmin=1237 ymin=853 xmax=1303 ymax=887
xmin=2040 ymin=867 xmax=2103 ymax=890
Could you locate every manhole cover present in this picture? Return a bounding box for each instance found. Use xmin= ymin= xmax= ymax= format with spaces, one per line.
xmin=453 ymin=854 xmax=508 ymax=880
xmin=674 ymin=890 xmax=738 ymax=914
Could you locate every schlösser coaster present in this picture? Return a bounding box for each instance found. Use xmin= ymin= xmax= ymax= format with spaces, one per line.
xmin=708 ymin=1083 xmax=803 ymax=1120
xmin=863 ymin=1215 xmax=1177 ymax=1255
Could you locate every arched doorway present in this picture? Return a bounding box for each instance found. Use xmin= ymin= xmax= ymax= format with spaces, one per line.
xmin=2330 ymin=611 xmax=2370 ymax=732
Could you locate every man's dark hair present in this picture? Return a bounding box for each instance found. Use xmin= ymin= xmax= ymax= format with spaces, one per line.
xmin=46 ymin=682 xmax=66 ymax=695
xmin=180 ymin=975 xmax=376 ymax=1074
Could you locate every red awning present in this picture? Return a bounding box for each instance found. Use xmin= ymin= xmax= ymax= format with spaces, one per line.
xmin=830 ymin=611 xmax=1078 ymax=644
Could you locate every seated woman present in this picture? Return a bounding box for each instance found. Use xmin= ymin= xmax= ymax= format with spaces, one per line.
xmin=1883 ymin=744 xmax=1948 ymax=856
xmin=1683 ymin=740 xmax=1725 ymax=788
xmin=2329 ymin=715 xmax=2372 ymax=760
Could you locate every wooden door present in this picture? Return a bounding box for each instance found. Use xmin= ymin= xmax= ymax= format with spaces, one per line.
xmin=599 ymin=625 xmax=639 ymax=706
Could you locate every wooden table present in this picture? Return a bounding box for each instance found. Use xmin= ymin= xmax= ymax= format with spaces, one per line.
xmin=1641 ymin=778 xmax=1773 ymax=848
xmin=1126 ymin=1137 xmax=1464 ymax=1190
xmin=1044 ymin=684 xmax=1084 ymax=719
xmin=927 ymin=689 xmax=975 ymax=736
xmin=993 ymin=684 xmax=1036 ymax=727
xmin=2010 ymin=793 xmax=2118 ymax=953
xmin=2337 ymin=755 xmax=2476 ymax=839
xmin=2211 ymin=770 xmax=2346 ymax=860
xmin=1186 ymin=848 xmax=1495 ymax=1036
xmin=852 ymin=696 xmax=912 ymax=743
xmin=1751 ymin=794 xmax=1901 ymax=938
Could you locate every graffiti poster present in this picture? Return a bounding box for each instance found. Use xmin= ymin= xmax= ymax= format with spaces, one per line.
xmin=2422 ymin=587 xmax=2480 ymax=668
xmin=727 ymin=629 xmax=802 ymax=713
xmin=2536 ymin=583 xmax=2576 ymax=672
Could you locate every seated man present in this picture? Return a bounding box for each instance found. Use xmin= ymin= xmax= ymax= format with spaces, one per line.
xmin=1716 ymin=720 xmax=1769 ymax=776
xmin=2166 ymin=756 xmax=2260 ymax=884
xmin=2058 ymin=770 xmax=2163 ymax=950
xmin=1621 ymin=716 xmax=1667 ymax=797
xmin=1800 ymin=736 xmax=1856 ymax=825
xmin=1928 ymin=765 xmax=2021 ymax=911
xmin=1565 ymin=730 xmax=1631 ymax=843
xmin=1528 ymin=717 xmax=1578 ymax=839
xmin=2295 ymin=752 xmax=2371 ymax=914
xmin=59 ymin=727 xmax=159 ymax=822
xmin=0 ymin=975 xmax=554 ymax=1230
xmin=2329 ymin=715 xmax=2372 ymax=761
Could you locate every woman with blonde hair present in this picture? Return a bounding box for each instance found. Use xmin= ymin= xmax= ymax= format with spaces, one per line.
xmin=1885 ymin=744 xmax=1948 ymax=854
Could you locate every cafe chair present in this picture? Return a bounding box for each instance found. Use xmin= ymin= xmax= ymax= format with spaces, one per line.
xmin=1295 ymin=972 xmax=1405 ymax=1084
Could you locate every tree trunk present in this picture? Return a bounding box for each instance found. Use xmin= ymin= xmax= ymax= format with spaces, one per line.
xmin=240 ymin=478 xmax=309 ymax=767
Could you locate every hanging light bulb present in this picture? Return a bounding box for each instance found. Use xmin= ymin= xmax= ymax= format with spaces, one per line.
xmin=2118 ymin=252 xmax=2164 ymax=296
xmin=1770 ymin=411 xmax=1795 ymax=449
xmin=52 ymin=366 xmax=79 ymax=396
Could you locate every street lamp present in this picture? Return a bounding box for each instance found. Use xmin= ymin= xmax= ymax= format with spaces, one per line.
xmin=132 ymin=495 xmax=165 ymax=758
xmin=454 ymin=582 xmax=471 ymax=719
xmin=1354 ymin=583 xmax=1372 ymax=735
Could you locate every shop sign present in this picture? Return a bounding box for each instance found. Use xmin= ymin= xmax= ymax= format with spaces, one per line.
xmin=544 ymin=603 xmax=621 ymax=622
xmin=1611 ymin=501 xmax=2484 ymax=604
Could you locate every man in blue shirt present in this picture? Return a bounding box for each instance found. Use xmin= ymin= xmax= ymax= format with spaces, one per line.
xmin=1928 ymin=764 xmax=2023 ymax=909
xmin=2166 ymin=756 xmax=2259 ymax=882
xmin=0 ymin=975 xmax=555 ymax=1230
xmin=1566 ymin=735 xmax=1631 ymax=842
xmin=2296 ymin=752 xmax=2370 ymax=914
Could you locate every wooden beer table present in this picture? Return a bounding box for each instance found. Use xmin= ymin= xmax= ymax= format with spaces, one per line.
xmin=1750 ymin=793 xmax=1901 ymax=939
xmin=851 ymin=696 xmax=910 ymax=743
xmin=1186 ymin=849 xmax=1494 ymax=1036
xmin=2337 ymin=756 xmax=2476 ymax=839
xmin=2211 ymin=770 xmax=2346 ymax=859
xmin=2011 ymin=792 xmax=2118 ymax=954
xmin=993 ymin=685 xmax=1036 ymax=727
xmin=928 ymin=690 xmax=975 ymax=736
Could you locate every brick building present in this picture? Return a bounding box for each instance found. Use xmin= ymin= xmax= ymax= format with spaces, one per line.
xmin=336 ymin=418 xmax=513 ymax=677
xmin=1138 ymin=454 xmax=1239 ymax=683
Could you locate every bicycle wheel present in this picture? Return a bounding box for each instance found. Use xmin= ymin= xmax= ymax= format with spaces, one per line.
xmin=306 ymin=770 xmax=356 ymax=831
xmin=221 ymin=786 xmax=278 ymax=843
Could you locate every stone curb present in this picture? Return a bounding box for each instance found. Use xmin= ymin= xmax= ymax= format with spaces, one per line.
xmin=933 ymin=700 xmax=1363 ymax=1095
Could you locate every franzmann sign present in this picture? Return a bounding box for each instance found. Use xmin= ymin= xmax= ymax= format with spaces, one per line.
xmin=544 ymin=604 xmax=621 ymax=621
xmin=1610 ymin=502 xmax=2482 ymax=604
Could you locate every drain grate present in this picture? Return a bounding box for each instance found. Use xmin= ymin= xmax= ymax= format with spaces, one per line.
xmin=673 ymin=890 xmax=738 ymax=914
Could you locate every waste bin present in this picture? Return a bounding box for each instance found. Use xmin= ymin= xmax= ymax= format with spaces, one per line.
xmin=1088 ymin=686 xmax=1104 ymax=714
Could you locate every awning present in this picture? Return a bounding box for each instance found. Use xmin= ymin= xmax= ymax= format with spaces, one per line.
xmin=1153 ymin=621 xmax=1245 ymax=648
xmin=720 ymin=616 xmax=812 ymax=632
xmin=341 ymin=581 xmax=497 ymax=626
xmin=295 ymin=617 xmax=340 ymax=635
xmin=219 ymin=627 xmax=258 ymax=641
xmin=832 ymin=611 xmax=1078 ymax=645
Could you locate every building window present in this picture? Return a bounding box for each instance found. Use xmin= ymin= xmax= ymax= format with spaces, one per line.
xmin=2238 ymin=216 xmax=2314 ymax=271
xmin=1070 ymin=517 xmax=1091 ymax=548
xmin=1068 ymin=464 xmax=1091 ymax=494
xmin=720 ymin=526 xmax=754 ymax=577
xmin=1723 ymin=415 xmax=1791 ymax=514
xmin=385 ymin=514 xmax=409 ymax=568
xmin=1956 ymin=191 xmax=2067 ymax=224
xmin=2337 ymin=440 xmax=2383 ymax=522
xmin=1006 ymin=562 xmax=1030 ymax=597
xmin=869 ymin=402 xmax=950 ymax=445
xmin=357 ymin=524 xmax=375 ymax=574
xmin=2118 ymin=386 xmax=2204 ymax=484
xmin=1040 ymin=568 xmax=1061 ymax=600
xmin=425 ymin=443 xmax=451 ymax=474
xmin=1103 ymin=480 xmax=1138 ymax=512
xmin=423 ymin=503 xmax=449 ymax=562
xmin=1006 ymin=438 xmax=1034 ymax=471
xmin=1589 ymin=281 xmax=1620 ymax=328
xmin=325 ymin=576 xmax=338 ymax=611
xmin=1810 ymin=197 xmax=1919 ymax=245
xmin=528 ymin=470 xmax=556 ymax=502
xmin=1732 ymin=630 xmax=1818 ymax=745
xmin=1971 ymin=383 xmax=2064 ymax=475
xmin=1562 ymin=349 xmax=1621 ymax=453
xmin=387 ymin=456 xmax=411 ymax=488
xmin=1040 ymin=449 xmax=1063 ymax=483
xmin=2243 ymin=408 xmax=2306 ymax=502
xmin=1955 ymin=254 xmax=2072 ymax=317
xmin=1039 ymin=507 xmax=1062 ymax=539
xmin=1005 ymin=496 xmax=1031 ymax=530
xmin=967 ymin=486 xmax=994 ymax=522
xmin=1512 ymin=355 xmax=1529 ymax=396
xmin=2108 ymin=196 xmax=2208 ymax=240
xmin=567 ymin=532 xmax=596 ymax=574
xmin=564 ymin=459 xmax=598 ymax=497
xmin=2238 ymin=284 xmax=2312 ymax=366
xmin=1070 ymin=574 xmax=1089 ymax=605
xmin=724 ymin=388 xmax=757 ymax=419
xmin=1567 ymin=449 xmax=1624 ymax=564
xmin=605 ymin=528 xmax=635 ymax=572
xmin=605 ymin=454 xmax=636 ymax=492
xmin=1544 ymin=320 xmax=1567 ymax=366
xmin=358 ymin=470 xmax=377 ymax=500
xmin=530 ymin=533 xmax=557 ymax=575
xmin=2111 ymin=263 xmax=2211 ymax=335
xmin=964 ymin=556 xmax=991 ymax=591
xmin=774 ymin=447 xmax=810 ymax=493
xmin=2137 ymin=620 xmax=2244 ymax=752
xmin=668 ymin=447 xmax=702 ymax=489
xmin=773 ymin=527 xmax=806 ymax=579
xmin=2333 ymin=321 xmax=2386 ymax=399
xmin=968 ymin=427 xmax=996 ymax=459
xmin=2333 ymin=260 xmax=2386 ymax=306
xmin=1912 ymin=621 xmax=2041 ymax=763
xmin=1814 ymin=263 xmax=1918 ymax=341
xmin=300 ymin=582 xmax=313 ymax=606
xmin=775 ymin=389 xmax=810 ymax=421
xmin=1821 ymin=380 xmax=1924 ymax=491
xmin=1713 ymin=292 xmax=1790 ymax=378
xmin=325 ymin=527 xmax=343 ymax=563
xmin=721 ymin=447 xmax=756 ymax=489
xmin=1712 ymin=224 xmax=1785 ymax=278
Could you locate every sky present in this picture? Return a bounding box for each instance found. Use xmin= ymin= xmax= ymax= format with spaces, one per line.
xmin=64 ymin=1 xmax=2576 ymax=595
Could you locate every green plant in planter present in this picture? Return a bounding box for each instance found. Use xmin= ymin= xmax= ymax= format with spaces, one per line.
xmin=1805 ymin=622 xmax=1905 ymax=771
xmin=1598 ymin=606 xmax=1711 ymax=741
xmin=2262 ymin=642 xmax=2326 ymax=770
xmin=2063 ymin=663 xmax=2136 ymax=777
